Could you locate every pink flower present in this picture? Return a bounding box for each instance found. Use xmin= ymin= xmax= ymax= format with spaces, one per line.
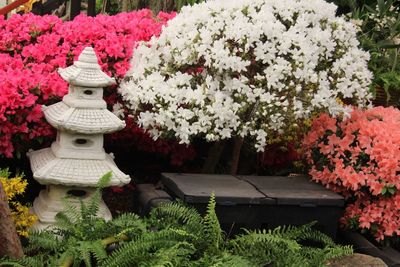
xmin=303 ymin=107 xmax=400 ymax=241
xmin=0 ymin=11 xmax=194 ymax=166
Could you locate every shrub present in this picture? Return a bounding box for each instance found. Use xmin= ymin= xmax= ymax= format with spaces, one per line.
xmin=346 ymin=0 xmax=400 ymax=106
xmin=0 ymin=11 xmax=195 ymax=165
xmin=120 ymin=0 xmax=372 ymax=152
xmin=0 ymin=169 xmax=37 ymax=237
xmin=0 ymin=173 xmax=352 ymax=266
xmin=303 ymin=106 xmax=400 ymax=240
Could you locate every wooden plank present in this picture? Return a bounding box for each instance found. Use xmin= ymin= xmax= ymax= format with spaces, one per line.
xmin=0 ymin=0 xmax=29 ymax=15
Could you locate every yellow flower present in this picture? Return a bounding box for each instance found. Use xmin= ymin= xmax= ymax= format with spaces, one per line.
xmin=17 ymin=0 xmax=41 ymax=13
xmin=0 ymin=169 xmax=37 ymax=236
xmin=0 ymin=176 xmax=27 ymax=201
xmin=336 ymin=98 xmax=345 ymax=106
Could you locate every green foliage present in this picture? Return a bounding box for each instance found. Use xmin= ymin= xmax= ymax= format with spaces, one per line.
xmin=174 ymin=0 xmax=204 ymax=11
xmin=0 ymin=172 xmax=146 ymax=267
xmin=203 ymin=194 xmax=223 ymax=251
xmin=97 ymin=0 xmax=205 ymax=16
xmin=346 ymin=0 xmax=400 ymax=106
xmin=0 ymin=179 xmax=352 ymax=267
xmin=104 ymin=194 xmax=352 ymax=267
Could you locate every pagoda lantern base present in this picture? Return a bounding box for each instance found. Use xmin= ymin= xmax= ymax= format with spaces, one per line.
xmin=31 ymin=185 xmax=112 ymax=230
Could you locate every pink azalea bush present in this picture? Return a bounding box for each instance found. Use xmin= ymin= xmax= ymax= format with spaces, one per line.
xmin=0 ymin=11 xmax=195 ymax=164
xmin=303 ymin=107 xmax=400 ymax=240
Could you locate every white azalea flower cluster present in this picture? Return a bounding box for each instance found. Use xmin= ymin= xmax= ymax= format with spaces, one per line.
xmin=120 ymin=0 xmax=372 ymax=151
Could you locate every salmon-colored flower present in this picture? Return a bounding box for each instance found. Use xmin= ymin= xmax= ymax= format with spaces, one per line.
xmin=303 ymin=107 xmax=400 ymax=241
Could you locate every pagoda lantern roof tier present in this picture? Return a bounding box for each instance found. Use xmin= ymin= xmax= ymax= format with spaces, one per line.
xmin=27 ymin=148 xmax=130 ymax=187
xmin=58 ymin=47 xmax=116 ymax=87
xmin=43 ymin=102 xmax=125 ymax=134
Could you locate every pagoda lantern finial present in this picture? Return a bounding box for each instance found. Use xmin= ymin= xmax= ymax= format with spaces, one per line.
xmin=58 ymin=47 xmax=116 ymax=87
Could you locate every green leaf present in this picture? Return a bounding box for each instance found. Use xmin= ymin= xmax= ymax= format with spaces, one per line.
xmin=381 ymin=187 xmax=387 ymax=195
xmin=388 ymin=187 xmax=396 ymax=195
xmin=377 ymin=40 xmax=400 ymax=49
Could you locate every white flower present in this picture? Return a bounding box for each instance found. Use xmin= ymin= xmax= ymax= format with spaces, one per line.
xmin=119 ymin=0 xmax=372 ymax=151
xmin=112 ymin=102 xmax=125 ymax=119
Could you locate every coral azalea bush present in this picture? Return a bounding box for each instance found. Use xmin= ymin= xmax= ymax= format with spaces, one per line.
xmin=303 ymin=107 xmax=400 ymax=240
xmin=0 ymin=11 xmax=195 ymax=164
xmin=120 ymin=0 xmax=372 ymax=151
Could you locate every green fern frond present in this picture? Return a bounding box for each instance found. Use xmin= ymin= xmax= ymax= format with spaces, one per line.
xmin=26 ymin=230 xmax=61 ymax=252
xmin=266 ymin=222 xmax=336 ymax=248
xmin=111 ymin=213 xmax=147 ymax=237
xmin=90 ymin=241 xmax=108 ymax=263
xmin=195 ymin=251 xmax=254 ymax=267
xmin=319 ymin=245 xmax=353 ymax=263
xmin=103 ymin=239 xmax=179 ymax=267
xmin=103 ymin=228 xmax=194 ymax=267
xmin=299 ymin=245 xmax=352 ymax=267
xmin=231 ymin=229 xmax=301 ymax=253
xmin=80 ymin=195 xmax=99 ymax=220
xmin=150 ymin=200 xmax=204 ymax=230
xmin=111 ymin=213 xmax=142 ymax=227
xmin=82 ymin=172 xmax=112 ymax=219
xmin=54 ymin=212 xmax=75 ymax=232
xmin=0 ymin=259 xmax=28 ymax=267
xmin=203 ymin=193 xmax=224 ymax=251
xmin=294 ymin=227 xmax=336 ymax=247
xmin=77 ymin=241 xmax=93 ymax=267
xmin=0 ymin=261 xmax=26 ymax=267
xmin=97 ymin=172 xmax=112 ymax=189
xmin=150 ymin=202 xmax=203 ymax=224
xmin=140 ymin=242 xmax=195 ymax=267
xmin=59 ymin=197 xmax=81 ymax=224
xmin=0 ymin=255 xmax=49 ymax=267
xmin=56 ymin=251 xmax=75 ymax=267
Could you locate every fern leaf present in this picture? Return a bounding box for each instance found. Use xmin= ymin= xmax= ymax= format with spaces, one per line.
xmin=198 ymin=252 xmax=254 ymax=267
xmin=140 ymin=242 xmax=195 ymax=267
xmin=111 ymin=213 xmax=147 ymax=237
xmin=56 ymin=251 xmax=75 ymax=267
xmin=150 ymin=200 xmax=204 ymax=231
xmin=231 ymin=229 xmax=301 ymax=253
xmin=59 ymin=197 xmax=81 ymax=224
xmin=295 ymin=228 xmax=336 ymax=248
xmin=203 ymin=193 xmax=224 ymax=251
xmin=54 ymin=212 xmax=75 ymax=233
xmin=97 ymin=172 xmax=112 ymax=189
xmin=103 ymin=228 xmax=193 ymax=267
xmin=77 ymin=241 xmax=93 ymax=267
xmin=321 ymin=245 xmax=353 ymax=262
xmin=83 ymin=172 xmax=111 ymax=219
xmin=90 ymin=240 xmax=108 ymax=263
xmin=0 ymin=255 xmax=47 ymax=267
xmin=111 ymin=213 xmax=142 ymax=227
xmin=26 ymin=230 xmax=61 ymax=252
xmin=0 ymin=260 xmax=26 ymax=267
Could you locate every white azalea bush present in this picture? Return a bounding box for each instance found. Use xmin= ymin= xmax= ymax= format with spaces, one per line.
xmin=120 ymin=0 xmax=372 ymax=152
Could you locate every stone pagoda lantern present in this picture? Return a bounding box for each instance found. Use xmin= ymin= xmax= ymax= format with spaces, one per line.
xmin=28 ymin=47 xmax=131 ymax=229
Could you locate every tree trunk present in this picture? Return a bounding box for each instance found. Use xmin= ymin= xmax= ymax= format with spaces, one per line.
xmin=121 ymin=0 xmax=129 ymax=12
xmin=0 ymin=182 xmax=23 ymax=259
xmin=230 ymin=137 xmax=244 ymax=175
xmin=201 ymin=140 xmax=226 ymax=174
